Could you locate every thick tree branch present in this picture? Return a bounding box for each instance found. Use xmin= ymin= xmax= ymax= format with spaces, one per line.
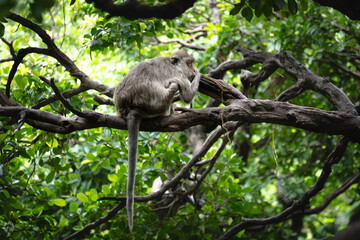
xmin=1 ymin=99 xmax=360 ymax=142
xmin=0 ymin=90 xmax=15 ymax=106
xmin=312 ymin=0 xmax=360 ymax=20
xmin=199 ymin=75 xmax=247 ymax=103
xmin=88 ymin=0 xmax=198 ymax=20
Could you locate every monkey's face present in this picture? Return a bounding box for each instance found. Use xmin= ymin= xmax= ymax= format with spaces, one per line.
xmin=185 ymin=57 xmax=196 ymax=81
xmin=170 ymin=50 xmax=197 ymax=81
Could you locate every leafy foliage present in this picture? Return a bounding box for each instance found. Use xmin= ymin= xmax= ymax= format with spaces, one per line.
xmin=0 ymin=0 xmax=360 ymax=240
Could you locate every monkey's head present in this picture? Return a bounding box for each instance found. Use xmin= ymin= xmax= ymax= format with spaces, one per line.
xmin=170 ymin=50 xmax=197 ymax=81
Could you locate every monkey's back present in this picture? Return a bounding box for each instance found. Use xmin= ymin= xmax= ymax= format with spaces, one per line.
xmin=114 ymin=57 xmax=183 ymax=118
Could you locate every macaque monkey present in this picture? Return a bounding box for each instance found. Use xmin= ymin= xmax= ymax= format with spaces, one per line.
xmin=113 ymin=50 xmax=200 ymax=231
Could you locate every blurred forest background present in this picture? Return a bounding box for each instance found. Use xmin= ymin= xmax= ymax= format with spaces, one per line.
xmin=0 ymin=0 xmax=360 ymax=239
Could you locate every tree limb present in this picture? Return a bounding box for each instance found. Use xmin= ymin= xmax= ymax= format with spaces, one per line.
xmin=312 ymin=0 xmax=360 ymax=20
xmin=1 ymin=98 xmax=360 ymax=142
xmin=63 ymin=200 xmax=126 ymax=240
xmin=88 ymin=0 xmax=198 ymax=19
xmin=219 ymin=137 xmax=349 ymax=240
xmin=6 ymin=13 xmax=113 ymax=98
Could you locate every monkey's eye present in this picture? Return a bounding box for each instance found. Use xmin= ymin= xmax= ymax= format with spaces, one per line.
xmin=186 ymin=58 xmax=194 ymax=65
xmin=170 ymin=57 xmax=179 ymax=65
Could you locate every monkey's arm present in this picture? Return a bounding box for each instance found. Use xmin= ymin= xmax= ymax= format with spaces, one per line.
xmin=190 ymin=67 xmax=200 ymax=93
xmin=177 ymin=67 xmax=200 ymax=103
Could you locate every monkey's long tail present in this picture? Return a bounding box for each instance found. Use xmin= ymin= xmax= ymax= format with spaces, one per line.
xmin=127 ymin=111 xmax=141 ymax=232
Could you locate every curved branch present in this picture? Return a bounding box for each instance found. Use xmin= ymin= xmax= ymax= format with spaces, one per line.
xmin=206 ymin=59 xmax=259 ymax=80
xmin=0 ymin=90 xmax=15 ymax=106
xmin=237 ymin=48 xmax=357 ymax=115
xmin=304 ymin=170 xmax=360 ymax=215
xmin=99 ymin=121 xmax=237 ymax=203
xmin=1 ymin=38 xmax=17 ymax=58
xmin=63 ymin=200 xmax=126 ymax=240
xmin=186 ymin=122 xmax=242 ymax=195
xmin=32 ymin=84 xmax=90 ymax=109
xmin=1 ymin=99 xmax=360 ymax=142
xmin=42 ymin=76 xmax=91 ymax=119
xmin=156 ymin=38 xmax=205 ymax=51
xmin=6 ymin=13 xmax=113 ymax=98
xmin=0 ymin=57 xmax=14 ymax=63
xmin=219 ymin=137 xmax=349 ymax=240
xmin=6 ymin=47 xmax=52 ymax=97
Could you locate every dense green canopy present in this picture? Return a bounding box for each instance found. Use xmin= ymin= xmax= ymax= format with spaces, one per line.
xmin=0 ymin=1 xmax=359 ymax=239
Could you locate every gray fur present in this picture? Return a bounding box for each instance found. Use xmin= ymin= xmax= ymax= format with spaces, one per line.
xmin=113 ymin=50 xmax=200 ymax=231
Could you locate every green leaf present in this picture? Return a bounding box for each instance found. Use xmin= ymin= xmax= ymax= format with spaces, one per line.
xmin=70 ymin=202 xmax=78 ymax=212
xmin=15 ymin=75 xmax=27 ymax=89
xmin=143 ymin=31 xmax=154 ymax=37
xmin=30 ymin=3 xmax=44 ymax=22
xmin=242 ymin=187 xmax=254 ymax=193
xmin=52 ymin=198 xmax=66 ymax=207
xmin=77 ymin=193 xmax=88 ymax=203
xmin=45 ymin=138 xmax=58 ymax=148
xmin=45 ymin=171 xmax=55 ymax=183
xmin=102 ymin=185 xmax=110 ymax=195
xmin=86 ymin=152 xmax=96 ymax=161
xmin=274 ymin=0 xmax=286 ymax=9
xmin=230 ymin=4 xmax=241 ymax=16
xmin=43 ymin=187 xmax=53 ymax=197
xmin=241 ymin=7 xmax=253 ymax=22
xmin=299 ymin=0 xmax=308 ymax=11
xmin=236 ymin=229 xmax=245 ymax=237
xmin=89 ymin=189 xmax=98 ymax=201
xmin=102 ymin=128 xmax=112 ymax=138
xmin=248 ymin=0 xmax=260 ymax=9
xmin=108 ymin=174 xmax=118 ymax=183
xmin=18 ymin=148 xmax=30 ymax=159
xmin=288 ymin=0 xmax=298 ymax=14
xmin=81 ymin=159 xmax=92 ymax=165
xmin=70 ymin=0 xmax=76 ymax=5
xmin=103 ymin=159 xmax=110 ymax=168
xmin=263 ymin=3 xmax=273 ymax=17
xmin=0 ymin=133 xmax=6 ymax=143
xmin=36 ymin=0 xmax=55 ymax=9
xmin=2 ymin=189 xmax=10 ymax=198
xmin=0 ymin=23 xmax=4 ymax=38
xmin=154 ymin=161 xmax=162 ymax=169
xmin=90 ymin=161 xmax=99 ymax=171
xmin=254 ymin=3 xmax=263 ymax=17
xmin=139 ymin=22 xmax=146 ymax=31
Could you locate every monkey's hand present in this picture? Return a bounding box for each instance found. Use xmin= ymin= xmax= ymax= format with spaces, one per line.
xmin=190 ymin=67 xmax=200 ymax=93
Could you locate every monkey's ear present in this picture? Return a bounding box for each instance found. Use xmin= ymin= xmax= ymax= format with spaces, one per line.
xmin=170 ymin=56 xmax=179 ymax=65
